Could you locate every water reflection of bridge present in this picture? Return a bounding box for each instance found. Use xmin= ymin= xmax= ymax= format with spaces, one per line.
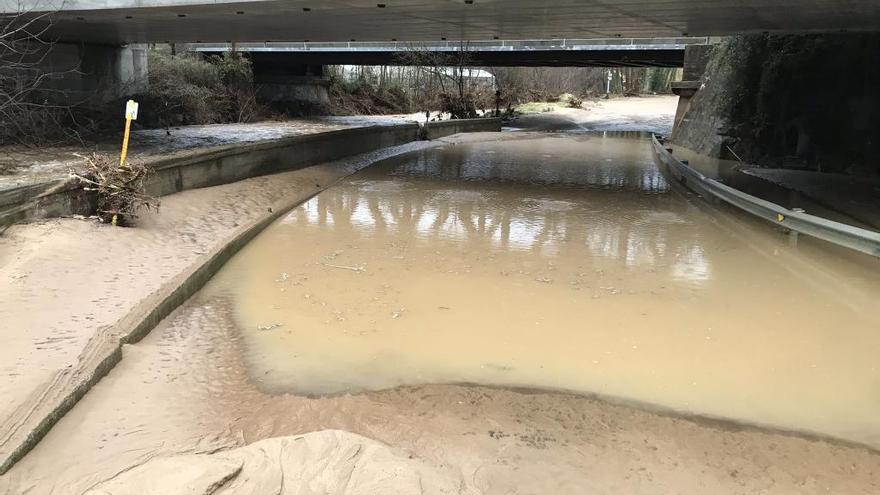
xmin=283 ymin=162 xmax=711 ymax=285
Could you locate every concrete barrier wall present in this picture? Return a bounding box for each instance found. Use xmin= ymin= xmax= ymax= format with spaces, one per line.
xmin=0 ymin=124 xmax=420 ymax=228
xmin=0 ymin=120 xmax=507 ymax=229
xmin=425 ymin=118 xmax=502 ymax=140
xmin=146 ymin=123 xmax=420 ymax=196
xmin=0 ymin=180 xmax=95 ymax=229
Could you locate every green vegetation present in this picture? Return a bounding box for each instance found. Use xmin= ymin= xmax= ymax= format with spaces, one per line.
xmin=140 ymin=49 xmax=264 ymax=127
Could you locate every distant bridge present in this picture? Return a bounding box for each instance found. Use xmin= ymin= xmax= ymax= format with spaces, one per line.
xmin=188 ymin=38 xmax=710 ymax=68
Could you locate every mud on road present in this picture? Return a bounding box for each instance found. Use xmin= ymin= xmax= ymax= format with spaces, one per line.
xmin=4 ymin=131 xmax=880 ymax=495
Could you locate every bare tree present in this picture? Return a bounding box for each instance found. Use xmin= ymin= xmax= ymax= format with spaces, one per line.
xmin=0 ymin=3 xmax=81 ymax=145
xmin=396 ymin=41 xmax=491 ymax=119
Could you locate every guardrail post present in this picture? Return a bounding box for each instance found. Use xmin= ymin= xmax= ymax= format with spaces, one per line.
xmin=788 ymin=208 xmax=805 ymax=246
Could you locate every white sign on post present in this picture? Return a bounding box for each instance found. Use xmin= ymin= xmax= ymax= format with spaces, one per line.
xmin=125 ymin=99 xmax=139 ymax=120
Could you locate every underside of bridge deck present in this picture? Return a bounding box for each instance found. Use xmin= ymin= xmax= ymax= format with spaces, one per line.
xmin=5 ymin=0 xmax=880 ymax=45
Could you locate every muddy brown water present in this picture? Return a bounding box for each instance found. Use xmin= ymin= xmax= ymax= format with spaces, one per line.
xmin=200 ymin=132 xmax=880 ymax=447
xmin=5 ymin=131 xmax=880 ymax=493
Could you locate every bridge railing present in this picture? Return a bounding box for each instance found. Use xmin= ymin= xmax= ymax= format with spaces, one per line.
xmin=188 ymin=37 xmax=708 ymax=53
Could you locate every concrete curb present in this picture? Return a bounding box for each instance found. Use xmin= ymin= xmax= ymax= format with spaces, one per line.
xmin=0 ymin=137 xmax=451 ymax=474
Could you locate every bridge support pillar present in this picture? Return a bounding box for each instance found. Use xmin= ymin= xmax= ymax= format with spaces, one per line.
xmin=671 ymin=81 xmax=701 ymax=131
xmin=30 ymin=43 xmax=148 ymax=104
xmin=251 ymin=59 xmax=330 ymax=114
xmin=671 ymin=44 xmax=713 ymax=133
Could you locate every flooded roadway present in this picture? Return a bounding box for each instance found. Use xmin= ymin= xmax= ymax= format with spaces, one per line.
xmin=5 ymin=131 xmax=880 ymax=493
xmin=224 ymin=132 xmax=880 ymax=445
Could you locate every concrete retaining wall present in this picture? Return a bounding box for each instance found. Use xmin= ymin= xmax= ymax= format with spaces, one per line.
xmin=425 ymin=118 xmax=502 ymax=140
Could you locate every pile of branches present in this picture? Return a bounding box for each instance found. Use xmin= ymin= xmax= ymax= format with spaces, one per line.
xmin=70 ymin=154 xmax=159 ymax=226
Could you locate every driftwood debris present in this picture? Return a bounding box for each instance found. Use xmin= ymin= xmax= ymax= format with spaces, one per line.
xmin=70 ymin=153 xmax=159 ymax=226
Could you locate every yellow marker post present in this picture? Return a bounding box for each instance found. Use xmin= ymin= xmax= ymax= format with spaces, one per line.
xmin=119 ymin=99 xmax=139 ymax=167
xmin=113 ymin=100 xmax=139 ymax=226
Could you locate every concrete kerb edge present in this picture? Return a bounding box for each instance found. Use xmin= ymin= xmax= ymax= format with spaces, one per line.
xmin=0 ymin=139 xmax=434 ymax=474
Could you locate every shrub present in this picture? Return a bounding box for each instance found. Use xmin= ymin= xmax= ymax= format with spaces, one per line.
xmin=142 ymin=49 xmax=263 ymax=127
xmin=328 ymin=77 xmax=413 ymax=115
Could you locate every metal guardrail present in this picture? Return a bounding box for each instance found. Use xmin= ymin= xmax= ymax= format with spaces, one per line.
xmin=188 ymin=37 xmax=709 ymax=53
xmin=651 ymin=135 xmax=880 ymax=258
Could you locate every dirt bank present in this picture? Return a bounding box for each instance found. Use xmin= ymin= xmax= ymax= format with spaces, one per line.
xmin=508 ymin=95 xmax=677 ymax=134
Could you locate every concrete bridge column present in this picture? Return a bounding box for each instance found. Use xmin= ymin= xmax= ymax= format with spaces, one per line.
xmin=250 ymin=56 xmax=330 ymax=114
xmin=32 ymin=43 xmax=148 ymax=104
xmin=671 ymin=44 xmax=712 ymax=132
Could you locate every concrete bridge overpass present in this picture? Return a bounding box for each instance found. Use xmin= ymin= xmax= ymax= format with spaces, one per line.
xmin=188 ymin=38 xmax=708 ymax=68
xmin=3 ymin=0 xmax=878 ymax=121
xmin=5 ymin=0 xmax=880 ymax=45
xmin=185 ymin=37 xmax=710 ymax=111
